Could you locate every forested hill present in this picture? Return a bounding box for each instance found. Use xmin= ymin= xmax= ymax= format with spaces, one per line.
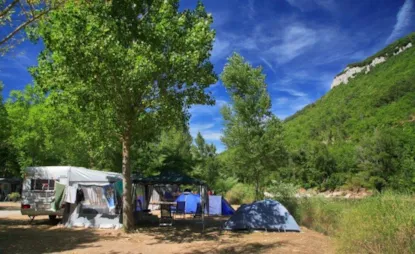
xmin=281 ymin=32 xmax=415 ymax=192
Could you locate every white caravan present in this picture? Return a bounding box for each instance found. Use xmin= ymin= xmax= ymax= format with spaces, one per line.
xmin=21 ymin=166 xmax=122 ymax=221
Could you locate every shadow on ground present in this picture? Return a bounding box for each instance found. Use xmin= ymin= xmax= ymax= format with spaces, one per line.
xmin=0 ymin=217 xmax=112 ymax=254
xmin=182 ymin=241 xmax=287 ymax=254
xmin=135 ymin=216 xmax=240 ymax=244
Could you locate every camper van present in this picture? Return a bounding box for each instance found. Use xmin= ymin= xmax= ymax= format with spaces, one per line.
xmin=21 ymin=167 xmax=70 ymax=220
xmin=21 ymin=166 xmax=123 ymax=227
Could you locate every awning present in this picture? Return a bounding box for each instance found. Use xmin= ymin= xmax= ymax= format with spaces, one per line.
xmin=132 ymin=172 xmax=206 ymax=186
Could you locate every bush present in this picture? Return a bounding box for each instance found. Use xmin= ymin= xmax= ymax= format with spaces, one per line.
xmin=266 ymin=181 xmax=300 ymax=219
xmin=8 ymin=192 xmax=21 ymax=201
xmin=213 ymin=176 xmax=238 ymax=196
xmin=225 ymin=183 xmax=255 ymax=204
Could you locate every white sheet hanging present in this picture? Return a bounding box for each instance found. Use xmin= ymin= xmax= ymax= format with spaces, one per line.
xmin=65 ymin=186 xmax=77 ymax=204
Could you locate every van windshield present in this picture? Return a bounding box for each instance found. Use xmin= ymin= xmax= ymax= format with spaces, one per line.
xmin=30 ymin=179 xmax=55 ymax=191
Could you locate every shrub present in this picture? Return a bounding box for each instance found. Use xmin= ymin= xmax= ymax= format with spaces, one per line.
xmin=8 ymin=192 xmax=21 ymax=201
xmin=225 ymin=183 xmax=255 ymax=204
xmin=213 ymin=176 xmax=238 ymax=196
xmin=266 ymin=181 xmax=300 ymax=219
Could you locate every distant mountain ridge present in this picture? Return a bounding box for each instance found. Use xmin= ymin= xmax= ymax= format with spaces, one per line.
xmin=331 ymin=33 xmax=415 ymax=88
xmin=282 ymin=32 xmax=415 ymax=191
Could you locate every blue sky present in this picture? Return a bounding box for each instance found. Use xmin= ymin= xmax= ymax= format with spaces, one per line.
xmin=1 ymin=0 xmax=415 ymax=152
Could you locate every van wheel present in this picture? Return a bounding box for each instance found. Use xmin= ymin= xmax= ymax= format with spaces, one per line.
xmin=48 ymin=215 xmax=57 ymax=221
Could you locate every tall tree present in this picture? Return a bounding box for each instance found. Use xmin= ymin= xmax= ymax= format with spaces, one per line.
xmin=33 ymin=0 xmax=216 ymax=230
xmin=220 ymin=53 xmax=286 ymax=199
xmin=0 ymin=83 xmax=15 ymax=176
xmin=148 ymin=126 xmax=194 ymax=175
xmin=191 ymin=132 xmax=219 ymax=187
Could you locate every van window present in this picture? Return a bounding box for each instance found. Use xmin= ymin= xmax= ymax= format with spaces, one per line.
xmin=30 ymin=179 xmax=55 ymax=190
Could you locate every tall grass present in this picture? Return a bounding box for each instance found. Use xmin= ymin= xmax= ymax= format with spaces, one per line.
xmin=293 ymin=192 xmax=415 ymax=254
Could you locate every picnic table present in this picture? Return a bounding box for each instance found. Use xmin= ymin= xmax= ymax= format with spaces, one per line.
xmin=150 ymin=201 xmax=177 ymax=205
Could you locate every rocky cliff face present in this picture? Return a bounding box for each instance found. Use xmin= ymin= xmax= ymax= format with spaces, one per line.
xmin=330 ymin=42 xmax=413 ymax=89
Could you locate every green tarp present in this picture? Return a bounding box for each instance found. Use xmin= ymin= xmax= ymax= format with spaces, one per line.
xmin=114 ymin=180 xmax=123 ymax=197
xmin=52 ymin=182 xmax=65 ymax=211
xmin=132 ymin=172 xmax=205 ymax=185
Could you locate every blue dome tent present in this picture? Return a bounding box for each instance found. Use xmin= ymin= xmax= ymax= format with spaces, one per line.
xmin=175 ymin=192 xmax=200 ymax=214
xmin=175 ymin=193 xmax=235 ymax=215
xmin=223 ymin=199 xmax=300 ymax=232
xmin=208 ymin=195 xmax=235 ymax=216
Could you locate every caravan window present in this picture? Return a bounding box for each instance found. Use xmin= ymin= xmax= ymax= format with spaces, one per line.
xmin=30 ymin=179 xmax=55 ymax=191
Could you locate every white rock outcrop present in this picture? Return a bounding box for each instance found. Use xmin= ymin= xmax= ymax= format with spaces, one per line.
xmin=394 ymin=42 xmax=412 ymax=55
xmin=330 ymin=42 xmax=413 ymax=89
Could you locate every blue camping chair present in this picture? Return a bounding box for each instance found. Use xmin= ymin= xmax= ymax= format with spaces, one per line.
xmin=173 ymin=201 xmax=186 ymax=219
xmin=193 ymin=203 xmax=202 ymax=219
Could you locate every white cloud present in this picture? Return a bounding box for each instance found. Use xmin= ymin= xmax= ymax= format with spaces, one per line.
xmin=259 ymin=57 xmax=276 ymax=74
xmin=386 ymin=0 xmax=414 ymax=44
xmin=247 ymin=0 xmax=256 ymax=20
xmin=189 ymin=122 xmax=215 ymax=137
xmin=190 ymin=123 xmax=215 ymax=132
xmin=188 ymin=99 xmax=230 ymax=118
xmin=216 ymin=99 xmax=229 ymax=107
xmin=236 ymin=37 xmax=257 ymax=50
xmin=267 ymin=24 xmax=318 ymax=63
xmin=274 ymin=97 xmax=289 ymax=105
xmin=285 ymin=0 xmax=337 ymax=12
xmin=202 ymin=131 xmax=223 ymax=141
xmin=211 ymin=11 xmax=229 ymax=28
xmin=276 ymin=88 xmax=307 ymax=97
xmin=211 ymin=38 xmax=231 ymax=61
xmin=272 ymin=96 xmax=312 ymax=119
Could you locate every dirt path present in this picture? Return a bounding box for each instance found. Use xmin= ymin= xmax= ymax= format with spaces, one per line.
xmin=0 ymin=201 xmax=20 ymax=210
xmin=0 ymin=213 xmax=333 ymax=254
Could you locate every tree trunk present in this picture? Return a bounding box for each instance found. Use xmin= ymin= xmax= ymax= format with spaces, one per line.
xmin=122 ymin=127 xmax=134 ymax=232
xmin=255 ymin=169 xmax=260 ymax=201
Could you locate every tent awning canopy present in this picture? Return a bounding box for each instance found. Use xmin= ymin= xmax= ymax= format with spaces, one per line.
xmin=132 ymin=171 xmax=206 ymax=186
xmin=25 ymin=166 xmax=122 ymax=183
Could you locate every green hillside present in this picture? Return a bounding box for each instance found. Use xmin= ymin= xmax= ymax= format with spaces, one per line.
xmin=282 ymin=32 xmax=415 ymax=191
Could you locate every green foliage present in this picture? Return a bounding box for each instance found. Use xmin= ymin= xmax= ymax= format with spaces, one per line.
xmin=32 ymin=0 xmax=217 ymax=230
xmin=296 ymin=197 xmax=347 ymax=235
xmin=213 ymin=176 xmax=238 ymax=196
xmin=220 ymin=53 xmax=287 ymax=199
xmin=5 ymin=85 xmax=121 ymax=173
xmin=137 ymin=126 xmax=194 ymax=175
xmin=294 ymin=193 xmax=415 ymax=253
xmin=0 ymin=0 xmax=63 ymax=54
xmin=191 ymin=132 xmax=220 ymax=187
xmin=343 ymin=32 xmax=415 ymax=70
xmin=266 ymin=181 xmax=299 ymax=218
xmin=284 ymin=32 xmax=415 ymax=191
xmin=8 ymin=192 xmax=21 ymax=201
xmin=0 ymin=83 xmax=11 ymax=175
xmin=266 ymin=180 xmax=298 ymax=199
xmin=337 ymin=193 xmax=415 ymax=254
xmin=225 ymin=183 xmax=255 ymax=205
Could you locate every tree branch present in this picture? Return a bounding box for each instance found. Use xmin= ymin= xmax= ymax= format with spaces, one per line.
xmin=0 ymin=0 xmax=19 ymax=18
xmin=0 ymin=0 xmax=66 ymax=48
xmin=0 ymin=10 xmax=47 ymax=46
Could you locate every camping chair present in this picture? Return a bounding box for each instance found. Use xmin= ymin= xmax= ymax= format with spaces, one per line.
xmin=159 ymin=204 xmax=173 ymax=226
xmin=193 ymin=203 xmax=202 ymax=219
xmin=173 ymin=201 xmax=185 ymax=219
